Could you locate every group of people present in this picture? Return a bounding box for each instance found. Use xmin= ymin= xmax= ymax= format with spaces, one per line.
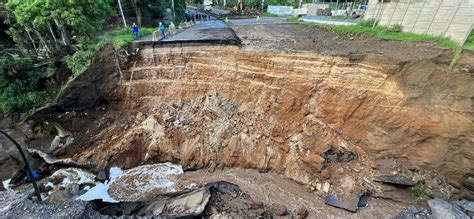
xmin=132 ymin=22 xmax=166 ymax=41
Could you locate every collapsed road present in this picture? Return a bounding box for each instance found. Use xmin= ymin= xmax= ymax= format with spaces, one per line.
xmin=0 ymin=20 xmax=473 ymax=218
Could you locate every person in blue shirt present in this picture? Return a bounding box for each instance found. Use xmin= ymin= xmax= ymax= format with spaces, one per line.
xmin=132 ymin=23 xmax=140 ymax=40
xmin=159 ymin=22 xmax=166 ymax=39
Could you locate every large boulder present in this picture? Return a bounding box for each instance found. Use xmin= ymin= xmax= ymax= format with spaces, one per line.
xmin=428 ymin=198 xmax=469 ymax=219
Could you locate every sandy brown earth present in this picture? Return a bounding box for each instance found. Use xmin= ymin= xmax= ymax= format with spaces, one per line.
xmin=232 ymin=23 xmax=445 ymax=62
xmin=2 ymin=23 xmax=472 ymax=217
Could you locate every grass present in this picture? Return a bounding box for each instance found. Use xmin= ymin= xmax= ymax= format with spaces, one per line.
xmin=288 ymin=17 xmax=299 ymax=23
xmin=261 ymin=12 xmax=280 ymax=17
xmin=409 ymin=185 xmax=433 ymax=198
xmin=289 ymin=18 xmax=464 ymax=68
xmin=320 ymin=23 xmax=458 ymax=50
xmin=65 ymin=27 xmax=155 ymax=82
xmin=91 ymin=27 xmax=155 ymax=49
xmin=463 ymin=30 xmax=474 ymax=50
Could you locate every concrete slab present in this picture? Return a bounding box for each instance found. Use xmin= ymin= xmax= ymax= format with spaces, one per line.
xmin=139 ymin=20 xmax=240 ymax=45
xmin=160 ymin=20 xmax=239 ymax=44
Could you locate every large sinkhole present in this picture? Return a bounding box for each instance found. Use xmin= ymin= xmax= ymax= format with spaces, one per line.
xmin=28 ymin=42 xmax=473 ymax=189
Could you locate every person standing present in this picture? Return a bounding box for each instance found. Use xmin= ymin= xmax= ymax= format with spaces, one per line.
xmin=159 ymin=22 xmax=166 ymax=39
xmin=132 ymin=23 xmax=140 ymax=40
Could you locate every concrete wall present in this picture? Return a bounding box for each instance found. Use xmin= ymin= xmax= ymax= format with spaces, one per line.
xmin=365 ymin=0 xmax=473 ymax=44
xmin=302 ymin=3 xmax=330 ymax=16
xmin=267 ymin=5 xmax=294 ymax=16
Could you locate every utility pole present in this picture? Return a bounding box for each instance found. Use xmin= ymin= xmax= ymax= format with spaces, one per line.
xmin=171 ymin=0 xmax=176 ymax=19
xmin=118 ymin=0 xmax=127 ymax=27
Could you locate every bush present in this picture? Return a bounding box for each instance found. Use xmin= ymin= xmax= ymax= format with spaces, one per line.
xmin=65 ymin=50 xmax=94 ymax=76
xmin=0 ymin=51 xmax=60 ymax=113
xmin=464 ymin=29 xmax=474 ymax=50
xmin=409 ymin=185 xmax=433 ymax=198
xmin=388 ymin=24 xmax=402 ymax=33
xmin=0 ymin=80 xmax=59 ymax=113
xmin=359 ymin=19 xmax=377 ymax=28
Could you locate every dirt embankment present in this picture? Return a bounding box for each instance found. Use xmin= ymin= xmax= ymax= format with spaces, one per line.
xmin=29 ymin=24 xmax=473 ymax=189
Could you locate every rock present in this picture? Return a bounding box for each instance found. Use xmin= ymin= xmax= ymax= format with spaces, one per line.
xmin=46 ymin=190 xmax=74 ymax=204
xmin=108 ymin=163 xmax=183 ymax=202
xmin=374 ymin=175 xmax=417 ymax=187
xmin=428 ymin=198 xmax=469 ymax=219
xmin=461 ymin=193 xmax=474 ymax=202
xmin=39 ymin=184 xmax=48 ymax=192
xmin=322 ymin=182 xmax=330 ymax=193
xmin=270 ymin=203 xmax=288 ymax=216
xmin=1 ymin=190 xmax=100 ymax=218
xmin=296 ymin=206 xmax=309 ymax=218
xmin=203 ymin=181 xmax=270 ymax=218
xmin=50 ymin=136 xmax=61 ymax=150
xmin=322 ymin=148 xmax=357 ymax=163
xmin=206 ymin=181 xmax=241 ymax=194
xmin=70 ymin=183 xmax=80 ymax=195
xmin=316 ymin=183 xmax=322 ymax=191
xmin=324 ymin=193 xmax=364 ymax=213
xmin=454 ymin=200 xmax=474 ymax=217
xmin=95 ymin=170 xmax=107 ymax=183
xmin=160 ymin=188 xmax=211 ymax=217
xmin=395 ymin=206 xmax=430 ymax=219
xmin=447 ymin=179 xmax=462 ymax=190
xmin=463 ymin=173 xmax=474 ymax=192
xmin=97 ymin=202 xmax=145 ymax=216
xmin=407 ymin=163 xmax=420 ymax=171
xmin=210 ymin=213 xmax=232 ymax=219
xmin=357 ymin=193 xmax=369 ymax=208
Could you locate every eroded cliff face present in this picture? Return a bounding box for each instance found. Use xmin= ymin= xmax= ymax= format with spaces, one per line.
xmin=64 ymin=43 xmax=473 ymax=185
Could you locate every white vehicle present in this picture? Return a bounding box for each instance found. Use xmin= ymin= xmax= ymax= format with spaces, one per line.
xmin=203 ymin=0 xmax=212 ymax=11
xmin=351 ymin=5 xmax=367 ymax=18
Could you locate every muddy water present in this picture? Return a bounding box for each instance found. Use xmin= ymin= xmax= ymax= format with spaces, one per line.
xmin=176 ymin=168 xmax=407 ymax=218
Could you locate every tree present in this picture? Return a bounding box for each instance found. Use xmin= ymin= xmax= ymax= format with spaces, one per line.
xmin=118 ymin=0 xmax=127 ymax=27
xmin=130 ymin=0 xmax=143 ymax=26
xmin=6 ymin=0 xmax=112 ymax=54
xmin=174 ymin=0 xmax=186 ymax=24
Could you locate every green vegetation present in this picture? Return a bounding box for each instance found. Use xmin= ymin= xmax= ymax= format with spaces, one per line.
xmin=464 ymin=30 xmax=474 ymax=50
xmin=1 ymin=0 xmax=171 ymax=115
xmin=261 ymin=12 xmax=280 ymax=17
xmin=210 ymin=0 xmax=328 ymax=9
xmin=316 ymin=20 xmax=459 ymax=50
xmin=5 ymin=0 xmax=112 ymax=54
xmin=65 ymin=27 xmax=154 ymax=77
xmin=0 ymin=49 xmax=59 ymax=113
xmin=409 ymin=185 xmax=433 ymax=198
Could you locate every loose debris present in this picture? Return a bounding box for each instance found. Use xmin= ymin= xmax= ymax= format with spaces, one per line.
xmin=395 ymin=206 xmax=430 ymax=219
xmin=464 ymin=173 xmax=474 ymax=192
xmin=374 ymin=175 xmax=417 ymax=187
xmin=324 ymin=193 xmax=367 ymax=213
xmin=108 ymin=163 xmax=184 ymax=202
xmin=28 ymin=148 xmax=95 ymax=169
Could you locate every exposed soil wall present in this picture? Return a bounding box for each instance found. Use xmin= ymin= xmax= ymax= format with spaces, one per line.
xmin=48 ymin=41 xmax=473 ymax=185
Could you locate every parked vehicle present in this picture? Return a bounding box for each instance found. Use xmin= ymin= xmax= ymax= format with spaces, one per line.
xmin=204 ymin=0 xmax=212 ymax=11
xmin=352 ymin=5 xmax=367 ymax=18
